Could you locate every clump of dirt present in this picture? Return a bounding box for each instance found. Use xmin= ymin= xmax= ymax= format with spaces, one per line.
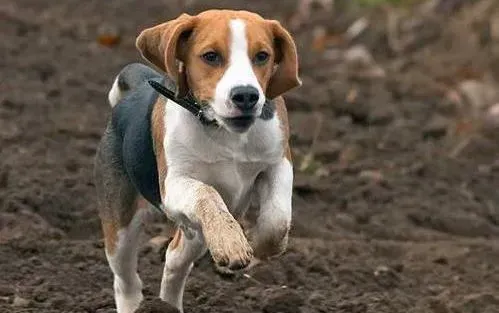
xmin=1 ymin=0 xmax=499 ymax=312
xmin=136 ymin=298 xmax=181 ymax=313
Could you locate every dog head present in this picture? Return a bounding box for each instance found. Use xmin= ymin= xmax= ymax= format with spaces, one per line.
xmin=136 ymin=10 xmax=301 ymax=133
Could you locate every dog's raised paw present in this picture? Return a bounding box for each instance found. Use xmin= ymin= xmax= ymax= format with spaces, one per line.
xmin=203 ymin=213 xmax=253 ymax=270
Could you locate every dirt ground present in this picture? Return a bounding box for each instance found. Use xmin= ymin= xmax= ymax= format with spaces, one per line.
xmin=2 ymin=0 xmax=499 ymax=312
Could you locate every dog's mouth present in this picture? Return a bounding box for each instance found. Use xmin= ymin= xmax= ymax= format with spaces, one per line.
xmin=221 ymin=115 xmax=256 ymax=133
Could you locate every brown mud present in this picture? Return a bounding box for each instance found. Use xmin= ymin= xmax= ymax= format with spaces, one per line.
xmin=1 ymin=0 xmax=499 ymax=312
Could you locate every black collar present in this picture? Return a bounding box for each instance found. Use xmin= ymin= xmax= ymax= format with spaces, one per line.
xmin=148 ymin=80 xmax=276 ymax=126
xmin=148 ymin=80 xmax=216 ymax=126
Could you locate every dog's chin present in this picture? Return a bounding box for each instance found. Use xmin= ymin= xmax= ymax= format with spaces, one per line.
xmin=219 ymin=115 xmax=256 ymax=133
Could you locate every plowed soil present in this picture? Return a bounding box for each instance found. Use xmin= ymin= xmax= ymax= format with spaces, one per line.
xmin=1 ymin=0 xmax=499 ymax=312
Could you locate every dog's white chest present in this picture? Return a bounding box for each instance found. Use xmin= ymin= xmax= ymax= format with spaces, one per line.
xmin=193 ymin=161 xmax=265 ymax=213
xmin=164 ymin=103 xmax=284 ymax=213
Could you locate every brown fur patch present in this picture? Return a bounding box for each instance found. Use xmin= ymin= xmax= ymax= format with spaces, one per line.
xmin=151 ymin=96 xmax=178 ymax=238
xmin=102 ymin=218 xmax=119 ymax=255
xmin=183 ymin=12 xmax=231 ymax=103
xmin=265 ymin=20 xmax=301 ymax=99
xmin=101 ymin=195 xmax=143 ymax=255
xmin=169 ymin=228 xmax=183 ymax=250
xmin=274 ymin=96 xmax=292 ymax=162
xmin=151 ymin=97 xmax=167 ymax=200
xmin=136 ymin=14 xmax=195 ymax=97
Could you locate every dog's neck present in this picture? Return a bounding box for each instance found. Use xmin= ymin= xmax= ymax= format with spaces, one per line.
xmin=164 ymin=101 xmax=284 ymax=165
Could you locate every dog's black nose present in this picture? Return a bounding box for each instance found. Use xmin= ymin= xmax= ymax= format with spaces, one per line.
xmin=230 ymin=86 xmax=260 ymax=111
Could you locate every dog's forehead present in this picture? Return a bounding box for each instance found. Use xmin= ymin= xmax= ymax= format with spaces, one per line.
xmin=196 ymin=9 xmax=265 ymax=22
xmin=193 ymin=10 xmax=271 ymax=44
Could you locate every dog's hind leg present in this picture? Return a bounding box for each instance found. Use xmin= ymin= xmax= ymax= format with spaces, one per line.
xmin=101 ymin=202 xmax=145 ymax=313
xmin=95 ymin=132 xmax=146 ymax=313
xmin=159 ymin=228 xmax=207 ymax=313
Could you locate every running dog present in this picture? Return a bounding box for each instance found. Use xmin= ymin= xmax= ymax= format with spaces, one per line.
xmin=94 ymin=9 xmax=301 ymax=313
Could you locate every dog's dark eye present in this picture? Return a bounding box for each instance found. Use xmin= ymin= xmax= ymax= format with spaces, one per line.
xmin=201 ymin=51 xmax=222 ymax=66
xmin=253 ymin=51 xmax=270 ymax=65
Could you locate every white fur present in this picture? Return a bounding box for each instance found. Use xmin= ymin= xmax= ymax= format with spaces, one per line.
xmin=157 ymin=94 xmax=289 ymax=310
xmin=252 ymin=157 xmax=293 ymax=247
xmin=108 ymin=76 xmax=121 ymax=108
xmin=160 ymin=230 xmax=206 ymax=313
xmin=212 ymin=19 xmax=265 ymax=118
xmin=106 ymin=210 xmax=144 ymax=313
xmin=163 ymin=100 xmax=284 ymax=216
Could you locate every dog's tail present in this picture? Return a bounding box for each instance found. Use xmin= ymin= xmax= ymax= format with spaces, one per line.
xmin=108 ymin=63 xmax=162 ymax=108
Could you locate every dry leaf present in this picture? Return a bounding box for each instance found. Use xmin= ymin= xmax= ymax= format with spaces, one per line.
xmin=97 ymin=34 xmax=121 ymax=47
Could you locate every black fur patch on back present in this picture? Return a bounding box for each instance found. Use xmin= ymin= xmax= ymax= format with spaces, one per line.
xmin=110 ymin=76 xmax=164 ymax=208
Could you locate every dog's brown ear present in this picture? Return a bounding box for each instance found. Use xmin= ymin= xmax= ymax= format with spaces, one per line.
xmin=136 ymin=13 xmax=195 ymax=97
xmin=266 ymin=20 xmax=302 ymax=99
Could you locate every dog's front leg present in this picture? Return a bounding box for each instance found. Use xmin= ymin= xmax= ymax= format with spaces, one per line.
xmin=250 ymin=158 xmax=293 ymax=260
xmin=164 ymin=176 xmax=253 ymax=268
xmin=162 ymin=174 xmax=253 ymax=285
xmin=160 ymin=176 xmax=253 ymax=311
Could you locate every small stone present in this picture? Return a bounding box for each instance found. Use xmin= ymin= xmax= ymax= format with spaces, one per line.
xmin=373 ymin=265 xmax=400 ymax=288
xmin=359 ymin=170 xmax=384 ymax=183
xmin=345 ymin=17 xmax=369 ymax=41
xmin=428 ymin=284 xmax=445 ymax=295
xmin=374 ymin=265 xmax=390 ymax=277
xmin=482 ymin=103 xmax=499 ymax=135
xmin=423 ymin=115 xmax=450 ymax=139
xmin=458 ymin=80 xmax=498 ymax=112
xmin=12 ymin=295 xmax=30 ymax=307
xmin=75 ymin=262 xmax=86 ymax=270
xmin=368 ymin=106 xmax=395 ymax=126
xmin=344 ymin=45 xmax=374 ymax=66
xmin=31 ymin=277 xmax=45 ymax=286
xmin=433 ymin=257 xmax=448 ymax=265
xmin=343 ymin=45 xmax=385 ymax=78
xmin=335 ymin=213 xmax=356 ymax=229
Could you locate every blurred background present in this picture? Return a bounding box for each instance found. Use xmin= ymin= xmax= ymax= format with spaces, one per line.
xmin=1 ymin=0 xmax=499 ymax=312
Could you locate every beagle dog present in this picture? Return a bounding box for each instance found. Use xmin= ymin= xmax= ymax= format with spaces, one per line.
xmin=94 ymin=9 xmax=301 ymax=313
